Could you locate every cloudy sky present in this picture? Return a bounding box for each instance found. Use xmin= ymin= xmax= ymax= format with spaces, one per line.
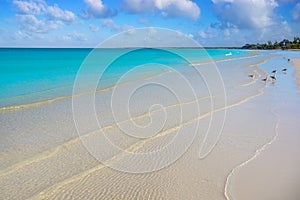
xmin=0 ymin=0 xmax=299 ymax=47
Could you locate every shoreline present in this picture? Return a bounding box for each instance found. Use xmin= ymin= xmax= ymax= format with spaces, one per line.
xmin=227 ymin=56 xmax=300 ymax=200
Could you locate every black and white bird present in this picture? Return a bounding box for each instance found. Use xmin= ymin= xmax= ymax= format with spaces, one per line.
xmin=270 ymin=75 xmax=276 ymax=81
xmin=248 ymin=74 xmax=254 ymax=78
xmin=282 ymin=68 xmax=287 ymax=72
xmin=262 ymin=77 xmax=268 ymax=82
xmin=272 ymin=70 xmax=277 ymax=73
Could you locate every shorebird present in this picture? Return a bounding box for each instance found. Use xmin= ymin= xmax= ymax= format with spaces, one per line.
xmin=282 ymin=68 xmax=287 ymax=72
xmin=270 ymin=75 xmax=276 ymax=81
xmin=248 ymin=74 xmax=254 ymax=78
xmin=272 ymin=70 xmax=277 ymax=73
xmin=262 ymin=77 xmax=268 ymax=82
xmin=288 ymin=59 xmax=290 ymax=62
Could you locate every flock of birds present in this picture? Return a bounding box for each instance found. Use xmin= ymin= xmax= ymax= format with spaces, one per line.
xmin=248 ymin=58 xmax=290 ymax=83
xmin=248 ymin=68 xmax=287 ymax=83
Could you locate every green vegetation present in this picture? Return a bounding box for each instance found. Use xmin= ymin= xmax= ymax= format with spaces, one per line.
xmin=242 ymin=37 xmax=300 ymax=50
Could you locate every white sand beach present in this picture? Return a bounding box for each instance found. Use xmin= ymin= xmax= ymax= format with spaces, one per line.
xmin=1 ymin=52 xmax=300 ymax=200
xmin=227 ymin=58 xmax=300 ymax=200
xmin=293 ymin=59 xmax=300 ymax=91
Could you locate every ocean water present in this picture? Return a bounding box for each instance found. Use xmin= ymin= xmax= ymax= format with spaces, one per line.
xmin=0 ymin=48 xmax=250 ymax=108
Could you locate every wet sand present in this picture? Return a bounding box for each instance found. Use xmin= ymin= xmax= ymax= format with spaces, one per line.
xmin=293 ymin=59 xmax=300 ymax=90
xmin=1 ymin=53 xmax=300 ymax=199
xmin=227 ymin=58 xmax=300 ymax=200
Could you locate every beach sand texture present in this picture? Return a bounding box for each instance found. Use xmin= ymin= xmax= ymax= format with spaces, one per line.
xmin=1 ymin=52 xmax=300 ymax=199
xmin=227 ymin=58 xmax=300 ymax=200
xmin=293 ymin=59 xmax=300 ymax=91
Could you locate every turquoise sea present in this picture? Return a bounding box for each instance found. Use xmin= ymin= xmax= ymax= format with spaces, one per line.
xmin=0 ymin=48 xmax=250 ymax=108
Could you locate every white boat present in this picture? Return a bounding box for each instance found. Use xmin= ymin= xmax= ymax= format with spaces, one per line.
xmin=225 ymin=52 xmax=232 ymax=56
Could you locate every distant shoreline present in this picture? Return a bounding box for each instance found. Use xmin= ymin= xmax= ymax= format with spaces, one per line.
xmin=0 ymin=47 xmax=241 ymax=49
xmin=0 ymin=47 xmax=299 ymax=51
xmin=0 ymin=47 xmax=277 ymax=49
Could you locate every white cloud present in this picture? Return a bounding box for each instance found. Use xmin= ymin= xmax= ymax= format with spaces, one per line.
xmin=17 ymin=14 xmax=63 ymax=33
xmin=185 ymin=33 xmax=194 ymax=39
xmin=223 ymin=26 xmax=239 ymax=37
xmin=84 ymin=0 xmax=105 ymax=11
xmin=13 ymin=0 xmax=45 ymax=14
xmin=198 ymin=26 xmax=215 ymax=39
xmin=63 ymin=32 xmax=88 ymax=41
xmin=100 ymin=18 xmax=134 ymax=32
xmin=82 ymin=0 xmax=116 ymax=18
xmin=208 ymin=0 xmax=297 ymax=46
xmin=137 ymin=17 xmax=149 ymax=25
xmin=13 ymin=0 xmax=76 ymax=22
xmin=100 ymin=19 xmax=115 ymax=29
xmin=212 ymin=0 xmax=278 ymax=29
xmin=89 ymin=24 xmax=100 ymax=32
xmin=46 ymin=4 xmax=76 ymax=22
xmin=292 ymin=3 xmax=300 ymax=21
xmin=277 ymin=0 xmax=297 ymax=3
xmin=255 ymin=20 xmax=293 ymax=42
xmin=212 ymin=0 xmax=234 ymax=3
xmin=198 ymin=18 xmax=294 ymax=47
xmin=198 ymin=30 xmax=211 ymax=39
xmin=13 ymin=0 xmax=76 ymax=34
xmin=122 ymin=0 xmax=200 ymax=20
xmin=13 ymin=30 xmax=32 ymax=40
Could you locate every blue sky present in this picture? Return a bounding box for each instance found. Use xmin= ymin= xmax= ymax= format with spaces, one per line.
xmin=0 ymin=0 xmax=299 ymax=47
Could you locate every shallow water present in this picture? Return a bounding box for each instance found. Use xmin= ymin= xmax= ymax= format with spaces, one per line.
xmin=0 ymin=48 xmax=250 ymax=108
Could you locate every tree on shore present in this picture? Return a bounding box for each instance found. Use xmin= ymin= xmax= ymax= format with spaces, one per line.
xmin=242 ymin=37 xmax=300 ymax=50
